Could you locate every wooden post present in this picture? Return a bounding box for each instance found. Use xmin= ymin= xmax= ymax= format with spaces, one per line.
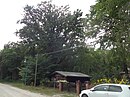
xmin=85 ymin=81 xmax=91 ymax=89
xmin=53 ymin=78 xmax=56 ymax=88
xmin=59 ymin=82 xmax=63 ymax=91
xmin=76 ymin=80 xmax=81 ymax=95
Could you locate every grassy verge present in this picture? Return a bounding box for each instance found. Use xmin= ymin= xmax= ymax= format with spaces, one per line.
xmin=0 ymin=81 xmax=77 ymax=97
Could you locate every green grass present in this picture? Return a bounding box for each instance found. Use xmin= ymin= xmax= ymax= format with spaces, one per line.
xmin=0 ymin=81 xmax=77 ymax=97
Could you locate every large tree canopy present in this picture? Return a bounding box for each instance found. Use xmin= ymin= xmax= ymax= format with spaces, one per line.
xmin=16 ymin=1 xmax=85 ymax=54
xmin=16 ymin=0 xmax=86 ymax=71
xmin=15 ymin=1 xmax=86 ymax=84
xmin=86 ymin=0 xmax=130 ymax=74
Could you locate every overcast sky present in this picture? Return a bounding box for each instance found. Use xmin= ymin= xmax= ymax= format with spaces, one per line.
xmin=0 ymin=0 xmax=95 ymax=49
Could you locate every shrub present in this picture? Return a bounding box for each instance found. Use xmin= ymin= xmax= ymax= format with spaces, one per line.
xmin=94 ymin=78 xmax=129 ymax=85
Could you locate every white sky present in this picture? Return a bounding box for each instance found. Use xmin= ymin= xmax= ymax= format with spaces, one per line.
xmin=0 ymin=0 xmax=95 ymax=49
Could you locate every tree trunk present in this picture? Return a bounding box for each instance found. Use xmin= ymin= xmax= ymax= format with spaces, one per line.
xmin=123 ymin=63 xmax=128 ymax=74
xmin=123 ymin=63 xmax=129 ymax=79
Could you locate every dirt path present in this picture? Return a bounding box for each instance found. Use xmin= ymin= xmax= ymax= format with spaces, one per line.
xmin=0 ymin=83 xmax=50 ymax=97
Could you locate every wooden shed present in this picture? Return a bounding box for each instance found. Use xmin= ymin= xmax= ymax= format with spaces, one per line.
xmin=52 ymin=71 xmax=91 ymax=95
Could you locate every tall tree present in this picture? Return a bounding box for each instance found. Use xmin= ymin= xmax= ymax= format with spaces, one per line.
xmin=86 ymin=0 xmax=130 ymax=74
xmin=16 ymin=1 xmax=86 ymax=83
xmin=16 ymin=1 xmax=85 ymax=53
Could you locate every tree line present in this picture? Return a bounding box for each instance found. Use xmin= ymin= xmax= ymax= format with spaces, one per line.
xmin=0 ymin=0 xmax=129 ymax=85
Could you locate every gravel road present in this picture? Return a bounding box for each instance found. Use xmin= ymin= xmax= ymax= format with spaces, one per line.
xmin=0 ymin=83 xmax=49 ymax=97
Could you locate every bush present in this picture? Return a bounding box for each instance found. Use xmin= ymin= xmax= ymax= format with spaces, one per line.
xmin=94 ymin=78 xmax=129 ymax=85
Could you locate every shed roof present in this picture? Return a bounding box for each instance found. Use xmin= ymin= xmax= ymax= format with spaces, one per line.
xmin=53 ymin=71 xmax=91 ymax=78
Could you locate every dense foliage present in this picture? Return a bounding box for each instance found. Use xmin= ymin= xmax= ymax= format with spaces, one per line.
xmin=0 ymin=0 xmax=129 ymax=85
xmin=86 ymin=0 xmax=130 ymax=74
